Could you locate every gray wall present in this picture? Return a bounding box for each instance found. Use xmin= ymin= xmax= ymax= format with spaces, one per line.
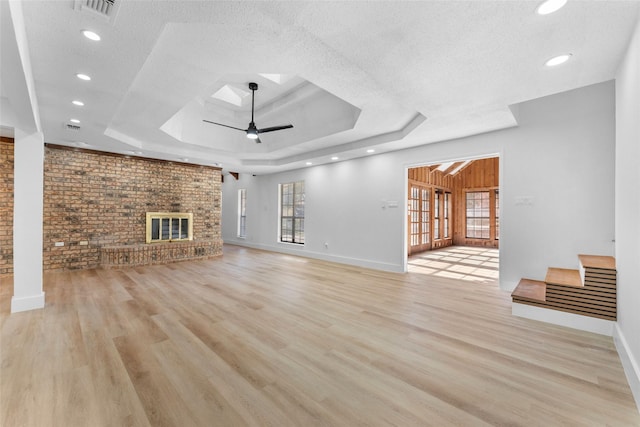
xmin=222 ymin=80 xmax=616 ymax=293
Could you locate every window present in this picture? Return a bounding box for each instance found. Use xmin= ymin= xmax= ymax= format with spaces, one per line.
xmin=280 ymin=181 xmax=305 ymax=244
xmin=146 ymin=212 xmax=193 ymax=243
xmin=238 ymin=189 xmax=246 ymax=238
xmin=444 ymin=192 xmax=451 ymax=238
xmin=434 ymin=190 xmax=441 ymax=240
xmin=466 ymin=191 xmax=490 ymax=239
xmin=495 ymin=190 xmax=500 ymax=240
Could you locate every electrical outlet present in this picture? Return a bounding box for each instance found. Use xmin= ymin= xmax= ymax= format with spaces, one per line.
xmin=54 ymin=242 xmax=64 ymax=247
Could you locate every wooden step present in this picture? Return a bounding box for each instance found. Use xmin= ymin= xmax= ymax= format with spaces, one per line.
xmin=578 ymin=254 xmax=616 ymax=271
xmin=513 ymin=256 xmax=617 ymax=322
xmin=545 ymin=268 xmax=583 ymax=288
xmin=511 ymin=278 xmax=546 ymax=302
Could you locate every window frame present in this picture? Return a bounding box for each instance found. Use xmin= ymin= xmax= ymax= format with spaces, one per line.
xmin=434 ymin=190 xmax=441 ymax=240
xmin=444 ymin=191 xmax=451 ymax=239
xmin=238 ymin=188 xmax=246 ymax=238
xmin=465 ymin=191 xmax=491 ymax=239
xmin=495 ymin=189 xmax=500 ymax=240
xmin=279 ymin=180 xmax=305 ymax=245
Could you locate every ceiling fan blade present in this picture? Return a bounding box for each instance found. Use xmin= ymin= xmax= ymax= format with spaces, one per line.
xmin=206 ymin=84 xmax=294 ymax=144
xmin=202 ymin=119 xmax=246 ymax=132
xmin=257 ymin=124 xmax=294 ymax=134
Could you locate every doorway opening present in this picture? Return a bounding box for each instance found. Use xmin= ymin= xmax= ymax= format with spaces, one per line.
xmin=406 ymin=156 xmax=500 ymax=283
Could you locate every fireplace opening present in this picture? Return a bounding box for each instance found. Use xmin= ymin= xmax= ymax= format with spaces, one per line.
xmin=146 ymin=212 xmax=193 ymax=243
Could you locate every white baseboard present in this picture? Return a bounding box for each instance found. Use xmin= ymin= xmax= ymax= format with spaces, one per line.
xmin=11 ymin=291 xmax=45 ymax=313
xmin=224 ymin=240 xmax=404 ymax=273
xmin=512 ymin=303 xmax=614 ymax=336
xmin=500 ymin=279 xmax=519 ymax=292
xmin=614 ymin=323 xmax=640 ymax=412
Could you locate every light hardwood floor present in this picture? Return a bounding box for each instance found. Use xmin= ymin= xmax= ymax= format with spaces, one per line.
xmin=408 ymin=246 xmax=499 ymax=282
xmin=1 ymin=245 xmax=638 ymax=426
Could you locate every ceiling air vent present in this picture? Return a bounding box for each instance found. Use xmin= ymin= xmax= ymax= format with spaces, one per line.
xmin=74 ymin=0 xmax=120 ymax=23
xmin=66 ymin=124 xmax=81 ymax=131
xmin=85 ymin=0 xmax=114 ymax=16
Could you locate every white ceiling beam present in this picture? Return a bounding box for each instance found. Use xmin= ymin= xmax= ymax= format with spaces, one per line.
xmin=0 ymin=0 xmax=41 ymax=134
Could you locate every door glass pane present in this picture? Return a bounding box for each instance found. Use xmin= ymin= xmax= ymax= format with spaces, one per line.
xmin=421 ymin=189 xmax=429 ymax=244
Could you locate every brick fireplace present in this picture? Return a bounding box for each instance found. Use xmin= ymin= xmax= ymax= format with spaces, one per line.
xmin=42 ymin=144 xmax=223 ymax=270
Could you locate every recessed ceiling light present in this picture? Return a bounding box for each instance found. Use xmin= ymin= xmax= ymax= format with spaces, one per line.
xmin=367 ymin=149 xmax=375 ymax=153
xmin=536 ymin=0 xmax=567 ymax=15
xmin=76 ymin=73 xmax=91 ymax=81
xmin=331 ymin=156 xmax=339 ymax=161
xmin=72 ymin=100 xmax=84 ymax=106
xmin=81 ymin=30 xmax=101 ymax=41
xmin=545 ymin=54 xmax=572 ymax=67
xmin=180 ymin=158 xmax=189 ymax=162
xmin=306 ymin=162 xmax=313 ymax=166
xmin=69 ymin=119 xmax=80 ymax=124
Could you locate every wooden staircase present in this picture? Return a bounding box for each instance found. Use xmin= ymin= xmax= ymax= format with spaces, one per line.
xmin=511 ymin=254 xmax=616 ymax=321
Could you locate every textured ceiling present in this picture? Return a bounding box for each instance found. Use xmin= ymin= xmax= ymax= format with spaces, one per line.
xmin=8 ymin=0 xmax=640 ymax=173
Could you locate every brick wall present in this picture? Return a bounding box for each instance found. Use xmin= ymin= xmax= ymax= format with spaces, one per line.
xmin=0 ymin=138 xmax=14 ymax=275
xmin=43 ymin=145 xmax=222 ymax=270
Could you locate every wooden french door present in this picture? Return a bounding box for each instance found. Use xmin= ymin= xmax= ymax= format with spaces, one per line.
xmin=408 ymin=183 xmax=431 ymax=255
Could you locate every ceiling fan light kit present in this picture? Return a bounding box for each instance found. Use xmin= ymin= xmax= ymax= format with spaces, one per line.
xmin=247 ymin=128 xmax=259 ymax=139
xmin=204 ymin=82 xmax=293 ymax=144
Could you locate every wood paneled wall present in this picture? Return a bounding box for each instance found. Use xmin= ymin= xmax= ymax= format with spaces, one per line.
xmin=452 ymin=157 xmax=499 ymax=248
xmin=452 ymin=157 xmax=499 ymax=190
xmin=408 ymin=157 xmax=499 ymax=255
xmin=408 ymin=166 xmax=455 ymax=189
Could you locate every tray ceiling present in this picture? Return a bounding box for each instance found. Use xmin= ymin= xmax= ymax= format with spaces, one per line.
xmin=4 ymin=1 xmax=639 ymax=173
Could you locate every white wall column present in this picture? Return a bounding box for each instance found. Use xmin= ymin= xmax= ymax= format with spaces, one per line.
xmin=11 ymin=128 xmax=45 ymax=313
xmin=615 ymin=14 xmax=640 ymax=411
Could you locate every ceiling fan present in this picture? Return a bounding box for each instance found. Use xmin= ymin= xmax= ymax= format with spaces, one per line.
xmin=203 ymin=82 xmax=293 ymax=143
